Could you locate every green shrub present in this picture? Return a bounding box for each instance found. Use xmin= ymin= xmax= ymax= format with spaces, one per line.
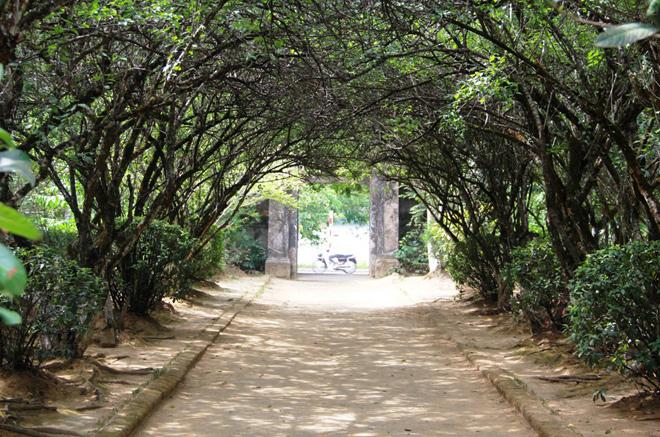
xmin=204 ymin=205 xmax=268 ymax=273
xmin=569 ymin=241 xmax=660 ymax=390
xmin=395 ymin=227 xmax=429 ymax=274
xmin=425 ymin=223 xmax=450 ymax=270
xmin=503 ymin=238 xmax=567 ymax=333
xmin=0 ymin=247 xmax=104 ymax=369
xmin=186 ymin=228 xmax=226 ymax=280
xmin=446 ymin=237 xmax=499 ymax=302
xmin=42 ymin=227 xmax=78 ymax=256
xmin=116 ymin=221 xmax=194 ymax=315
xmin=223 ymin=226 xmax=266 ymax=272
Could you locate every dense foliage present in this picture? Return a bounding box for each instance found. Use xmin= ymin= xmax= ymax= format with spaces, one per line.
xmin=298 ymin=183 xmax=369 ymax=243
xmin=221 ymin=209 xmax=267 ymax=273
xmin=0 ymin=128 xmax=40 ymax=325
xmin=223 ymin=229 xmax=266 ymax=272
xmin=0 ymin=247 xmax=104 ymax=369
xmin=569 ymin=241 xmax=659 ymax=390
xmin=116 ymin=221 xmax=194 ymax=315
xmin=186 ymin=226 xmax=226 ymax=280
xmin=0 ymin=0 xmax=657 ymax=387
xmin=445 ymin=236 xmax=501 ymax=303
xmin=504 ymin=239 xmax=566 ymax=333
xmin=395 ymin=227 xmax=429 ymax=275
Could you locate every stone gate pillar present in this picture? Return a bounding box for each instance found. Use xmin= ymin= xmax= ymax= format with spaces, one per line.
xmin=265 ymin=200 xmax=298 ymax=279
xmin=369 ymin=174 xmax=399 ymax=278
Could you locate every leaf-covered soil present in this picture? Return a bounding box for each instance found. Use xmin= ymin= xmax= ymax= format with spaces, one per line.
xmin=0 ymin=273 xmax=267 ymax=436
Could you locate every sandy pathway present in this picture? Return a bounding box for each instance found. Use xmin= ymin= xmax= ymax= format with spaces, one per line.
xmin=135 ymin=274 xmax=534 ymax=436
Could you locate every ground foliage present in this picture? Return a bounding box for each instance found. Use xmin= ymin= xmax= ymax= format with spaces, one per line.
xmin=0 ymin=0 xmax=657 ymax=386
xmin=116 ymin=220 xmax=194 ymax=315
xmin=504 ymin=238 xmax=566 ymax=333
xmin=0 ymin=247 xmax=104 ymax=369
xmin=395 ymin=227 xmax=429 ymax=275
xmin=395 ymin=200 xmax=429 ymax=275
xmin=569 ymin=240 xmax=660 ymax=390
xmin=221 ymin=207 xmax=268 ymax=272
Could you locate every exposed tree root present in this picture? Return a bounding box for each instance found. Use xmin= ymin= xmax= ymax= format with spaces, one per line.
xmin=88 ymin=358 xmax=154 ymax=375
xmin=0 ymin=423 xmax=43 ymax=437
xmin=536 ymin=374 xmax=603 ymax=383
xmin=40 ymin=359 xmax=75 ymax=372
xmin=5 ymin=404 xmax=57 ymax=412
xmin=95 ymin=379 xmax=133 ymax=385
xmin=0 ymin=423 xmax=84 ymax=436
xmin=0 ymin=398 xmax=28 ymax=404
xmin=106 ymin=355 xmax=130 ymax=362
xmin=142 ymin=334 xmax=176 ymax=341
xmin=69 ymin=404 xmax=103 ymax=411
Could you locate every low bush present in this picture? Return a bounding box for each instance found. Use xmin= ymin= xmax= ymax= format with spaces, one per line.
xmin=116 ymin=221 xmax=194 ymax=315
xmin=445 ymin=236 xmax=499 ymax=302
xmin=186 ymin=227 xmax=226 ymax=281
xmin=395 ymin=227 xmax=429 ymax=274
xmin=42 ymin=227 xmax=78 ymax=257
xmin=0 ymin=247 xmax=104 ymax=369
xmin=425 ymin=223 xmax=450 ymax=270
xmin=224 ymin=227 xmax=266 ymax=272
xmin=503 ymin=238 xmax=567 ymax=333
xmin=569 ymin=240 xmax=660 ymax=391
xmin=217 ymin=206 xmax=267 ymax=273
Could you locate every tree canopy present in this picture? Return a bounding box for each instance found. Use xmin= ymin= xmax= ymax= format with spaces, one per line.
xmin=0 ymin=0 xmax=658 ymax=387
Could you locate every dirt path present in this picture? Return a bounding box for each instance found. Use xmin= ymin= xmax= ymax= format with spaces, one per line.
xmin=135 ymin=274 xmax=534 ymax=436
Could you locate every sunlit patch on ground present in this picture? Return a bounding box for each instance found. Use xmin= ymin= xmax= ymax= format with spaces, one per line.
xmin=135 ymin=274 xmax=533 ymax=436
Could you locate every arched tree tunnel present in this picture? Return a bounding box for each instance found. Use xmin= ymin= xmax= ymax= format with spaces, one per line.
xmin=0 ymin=0 xmax=657 ymax=435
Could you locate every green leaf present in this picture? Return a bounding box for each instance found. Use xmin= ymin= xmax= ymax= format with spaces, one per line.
xmin=0 ymin=307 xmax=21 ymax=325
xmin=0 ymin=244 xmax=27 ymax=297
xmin=595 ymin=23 xmax=659 ymax=48
xmin=0 ymin=149 xmax=36 ymax=185
xmin=0 ymin=203 xmax=41 ymax=239
xmin=0 ymin=128 xmax=17 ymax=148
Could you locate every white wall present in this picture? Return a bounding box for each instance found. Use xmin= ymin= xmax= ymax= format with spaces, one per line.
xmin=298 ymin=223 xmax=369 ymax=267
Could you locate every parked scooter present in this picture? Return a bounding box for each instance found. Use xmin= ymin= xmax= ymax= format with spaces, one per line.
xmin=313 ymin=251 xmax=357 ymax=274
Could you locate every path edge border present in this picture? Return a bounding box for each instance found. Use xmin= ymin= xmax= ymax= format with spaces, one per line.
xmin=395 ymin=275 xmax=582 ymax=437
xmin=93 ymin=275 xmax=271 ymax=437
xmin=452 ymin=339 xmax=583 ymax=437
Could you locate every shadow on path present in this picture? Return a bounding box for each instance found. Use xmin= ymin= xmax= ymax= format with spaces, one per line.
xmin=135 ymin=275 xmax=534 ymax=436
